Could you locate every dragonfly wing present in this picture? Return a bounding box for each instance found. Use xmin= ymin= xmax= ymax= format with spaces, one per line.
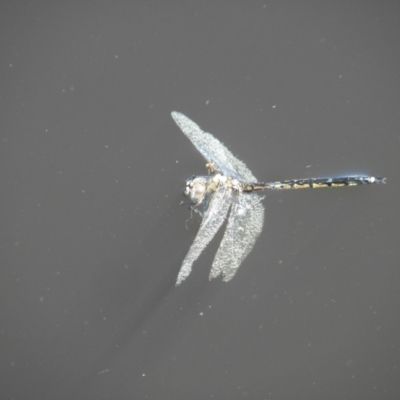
xmin=176 ymin=187 xmax=234 ymax=285
xmin=210 ymin=193 xmax=264 ymax=282
xmin=171 ymin=111 xmax=257 ymax=182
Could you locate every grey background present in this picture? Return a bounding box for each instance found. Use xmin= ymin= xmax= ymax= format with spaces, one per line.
xmin=1 ymin=2 xmax=398 ymax=399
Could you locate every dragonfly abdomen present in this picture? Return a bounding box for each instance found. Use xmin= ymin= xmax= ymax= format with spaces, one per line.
xmin=244 ymin=176 xmax=386 ymax=192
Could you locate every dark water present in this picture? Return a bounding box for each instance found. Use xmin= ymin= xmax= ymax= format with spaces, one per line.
xmin=1 ymin=2 xmax=398 ymax=399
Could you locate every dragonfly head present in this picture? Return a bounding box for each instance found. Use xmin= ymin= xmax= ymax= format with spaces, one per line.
xmin=184 ymin=176 xmax=207 ymax=204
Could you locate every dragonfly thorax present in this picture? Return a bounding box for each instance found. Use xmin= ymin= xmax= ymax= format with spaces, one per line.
xmin=184 ymin=173 xmax=244 ymax=205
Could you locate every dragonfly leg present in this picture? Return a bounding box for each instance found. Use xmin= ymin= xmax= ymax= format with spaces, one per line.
xmin=206 ymin=163 xmax=218 ymax=174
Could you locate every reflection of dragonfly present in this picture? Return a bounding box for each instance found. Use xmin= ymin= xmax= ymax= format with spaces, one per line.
xmin=171 ymin=111 xmax=386 ymax=285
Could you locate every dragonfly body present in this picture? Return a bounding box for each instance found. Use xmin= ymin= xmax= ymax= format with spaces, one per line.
xmin=171 ymin=111 xmax=385 ymax=285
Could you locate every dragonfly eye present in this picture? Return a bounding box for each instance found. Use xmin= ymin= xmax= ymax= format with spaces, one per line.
xmin=184 ymin=177 xmax=196 ymax=196
xmin=192 ymin=182 xmax=205 ymax=197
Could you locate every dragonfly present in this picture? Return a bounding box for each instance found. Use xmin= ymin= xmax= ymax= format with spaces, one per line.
xmin=171 ymin=111 xmax=385 ymax=286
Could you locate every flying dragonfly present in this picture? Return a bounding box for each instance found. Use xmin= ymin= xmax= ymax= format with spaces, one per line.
xmin=171 ymin=111 xmax=385 ymax=286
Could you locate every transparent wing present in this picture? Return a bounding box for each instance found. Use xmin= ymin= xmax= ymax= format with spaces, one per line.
xmin=171 ymin=111 xmax=257 ymax=182
xmin=176 ymin=187 xmax=234 ymax=285
xmin=210 ymin=193 xmax=264 ymax=282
